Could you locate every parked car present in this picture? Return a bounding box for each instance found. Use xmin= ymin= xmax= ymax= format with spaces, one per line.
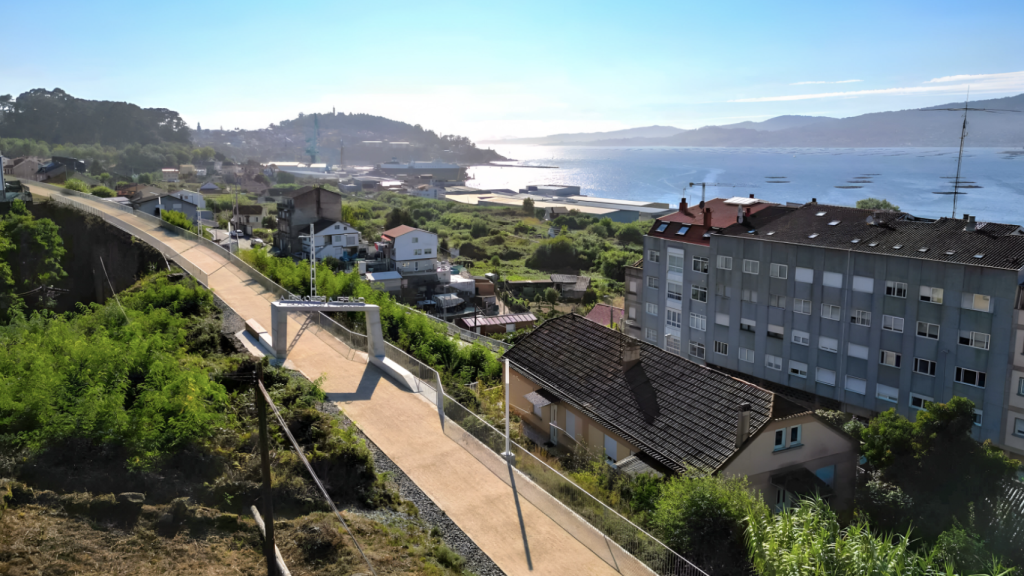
xmin=229 ymin=230 xmax=242 ymax=238
xmin=252 ymin=237 xmax=265 ymax=246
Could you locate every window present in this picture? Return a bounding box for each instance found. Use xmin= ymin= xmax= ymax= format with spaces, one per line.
xmin=741 ymin=318 xmax=757 ymax=332
xmin=789 ymin=425 xmax=802 ymax=446
xmin=848 ymin=343 xmax=869 ymax=359
xmin=739 ymin=347 xmax=755 ymax=363
xmin=648 ymin=250 xmax=660 ymax=263
xmin=789 ymin=361 xmax=808 ymax=378
xmin=741 ymin=289 xmax=758 ymax=303
xmin=676 ymin=226 xmax=690 ymax=236
xmin=668 ymin=254 xmax=685 ymax=274
xmin=425 ymin=248 xmax=432 ymax=254
xmin=666 ymin=335 xmax=681 ymax=354
xmin=886 ymin=281 xmax=908 ymax=298
xmin=795 ymin=267 xmax=814 ymax=283
xmin=883 ymin=315 xmax=904 ymax=333
xmin=655 ymin=221 xmax=668 ymax=233
xmin=853 ymin=276 xmax=875 ymax=293
xmin=765 ymin=354 xmax=782 ymax=371
xmin=412 ymin=237 xmax=419 ymax=243
xmin=816 ymin=367 xmax=836 ymax=386
xmin=663 ymin=334 xmax=679 ymax=352
xmin=973 ymin=409 xmax=983 ymax=427
xmin=715 ymin=284 xmax=731 ymax=298
xmin=714 ymin=313 xmax=729 ymax=327
xmin=910 ymin=393 xmax=933 ymax=411
xmin=880 ymin=350 xmax=902 ymax=367
xmin=770 ymin=263 xmax=788 ymax=279
xmin=768 ymin=324 xmax=784 ymax=339
xmin=605 ymin=434 xmax=618 ymax=462
xmin=414 ymin=248 xmax=423 ymax=255
xmin=872 ymin=384 xmax=898 ymax=403
xmin=666 ymin=310 xmax=682 ymax=329
xmin=1019 ymin=376 xmax=1024 ymax=396
xmin=717 ymin=255 xmax=732 ymax=270
xmin=667 ymin=281 xmax=684 ymax=301
xmin=823 ymin=272 xmax=843 ymax=288
xmin=1015 ymin=418 xmax=1024 ymax=437
xmin=819 ymin=336 xmax=838 ymax=353
xmin=645 ymin=328 xmax=658 ymax=342
xmin=914 ymin=358 xmax=937 ymax=376
xmin=770 ymin=294 xmax=786 ymax=309
xmin=715 ymin=341 xmax=728 ymax=355
xmin=743 ymin=260 xmax=760 ymax=275
xmin=565 ymin=410 xmax=576 ymax=440
xmin=647 ymin=276 xmax=659 ymax=289
xmin=690 ymin=312 xmax=707 ymax=331
xmin=845 ymin=376 xmax=867 ymax=395
xmin=691 ymin=285 xmax=708 ymax=302
xmin=792 ymin=330 xmax=810 ymax=346
xmin=851 ymin=310 xmax=871 ymax=326
xmin=689 ymin=341 xmax=705 ymax=359
xmin=961 ymin=293 xmax=992 ymax=312
xmin=773 ymin=429 xmax=786 ymax=451
xmin=794 ymin=298 xmax=812 ymax=315
xmin=920 ymin=286 xmax=944 ymax=304
xmin=772 ymin=425 xmax=802 ymax=452
xmin=958 ymin=330 xmax=991 ymax=350
xmin=821 ymin=303 xmax=841 ymax=321
xmin=692 ymin=256 xmax=709 ymax=274
xmin=916 ymin=322 xmax=940 ymax=340
xmin=955 ymin=367 xmax=986 ymax=388
xmin=628 ymin=281 xmax=637 ymax=294
xmin=646 ymin=303 xmax=659 ymax=316
xmin=628 ymin=306 xmax=636 ymax=320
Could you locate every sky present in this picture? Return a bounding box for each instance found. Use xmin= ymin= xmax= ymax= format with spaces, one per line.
xmin=3 ymin=0 xmax=1023 ymax=141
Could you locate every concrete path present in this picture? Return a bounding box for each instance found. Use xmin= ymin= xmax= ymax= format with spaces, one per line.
xmin=29 ymin=185 xmax=620 ymax=576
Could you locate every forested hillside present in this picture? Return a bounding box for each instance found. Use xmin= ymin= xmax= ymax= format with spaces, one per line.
xmin=0 ymin=89 xmax=191 ymax=147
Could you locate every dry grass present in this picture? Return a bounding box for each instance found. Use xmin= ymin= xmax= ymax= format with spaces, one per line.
xmin=0 ymin=500 xmax=468 ymax=576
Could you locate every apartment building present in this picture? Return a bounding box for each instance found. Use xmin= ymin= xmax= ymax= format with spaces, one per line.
xmin=379 ymin=225 xmax=439 ymax=278
xmin=638 ymin=199 xmax=1024 ymax=458
xmin=275 ymin=186 xmax=342 ymax=256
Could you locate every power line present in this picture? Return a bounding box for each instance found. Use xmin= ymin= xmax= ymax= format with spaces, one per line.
xmin=255 ymin=380 xmax=378 ymax=576
xmin=100 ymin=257 xmax=130 ymax=323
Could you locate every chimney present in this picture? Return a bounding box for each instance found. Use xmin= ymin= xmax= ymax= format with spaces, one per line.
xmin=749 ymin=193 xmax=755 ymax=199
xmin=680 ymin=197 xmax=687 ymax=213
xmin=622 ymin=339 xmax=642 ymax=373
xmin=966 ymin=215 xmax=977 ymax=233
xmin=811 ymin=197 xmax=817 ymax=204
xmin=705 ymin=206 xmax=713 ymax=225
xmin=735 ymin=403 xmax=752 ymax=447
xmin=736 ymin=204 xmax=744 ymax=224
xmin=963 ymin=213 xmax=970 ymax=221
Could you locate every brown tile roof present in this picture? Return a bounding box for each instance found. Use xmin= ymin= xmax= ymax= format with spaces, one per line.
xmin=235 ymin=204 xmax=265 ymax=215
xmin=584 ymin=304 xmax=624 ymax=327
xmin=382 ymin=225 xmax=418 ymax=239
xmin=647 ymin=197 xmax=775 ymax=246
xmin=503 ymin=315 xmax=775 ymax=472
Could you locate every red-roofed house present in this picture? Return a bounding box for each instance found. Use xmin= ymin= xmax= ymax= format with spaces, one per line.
xmin=379 ymin=225 xmax=439 ymax=278
xmin=584 ymin=303 xmax=625 ymax=328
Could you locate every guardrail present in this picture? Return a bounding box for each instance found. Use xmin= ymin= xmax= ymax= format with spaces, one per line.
xmin=441 ymin=386 xmax=707 ymax=576
xmin=397 ymin=303 xmax=508 ymax=353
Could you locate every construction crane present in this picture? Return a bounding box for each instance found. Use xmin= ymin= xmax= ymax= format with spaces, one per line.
xmin=921 ymin=89 xmax=1020 ymax=218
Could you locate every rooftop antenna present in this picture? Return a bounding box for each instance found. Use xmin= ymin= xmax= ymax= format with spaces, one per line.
xmin=922 ymin=87 xmax=1021 ymax=218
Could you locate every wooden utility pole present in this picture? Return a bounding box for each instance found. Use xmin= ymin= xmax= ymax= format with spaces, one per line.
xmin=255 ymin=364 xmax=278 ymax=576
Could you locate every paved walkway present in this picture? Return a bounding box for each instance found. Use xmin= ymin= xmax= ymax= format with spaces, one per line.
xmin=29 ymin=185 xmax=619 ymax=576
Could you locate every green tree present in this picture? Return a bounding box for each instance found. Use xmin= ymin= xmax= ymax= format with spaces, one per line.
xmin=262 ymin=215 xmax=278 ymax=229
xmin=138 ymin=173 xmax=152 ymax=184
xmin=543 ymin=287 xmax=559 ymax=309
xmin=856 ymin=197 xmax=901 ymax=211
xmin=522 ymin=197 xmax=535 ymax=215
xmin=90 ymin=185 xmax=115 ymax=198
xmin=0 ymin=200 xmax=66 ymax=309
xmin=276 ymin=171 xmax=296 ymax=184
xmin=615 ymin=222 xmax=644 ymax=245
xmin=535 ymin=207 xmax=546 ymax=219
xmin=581 ymin=288 xmax=598 ymax=305
xmin=652 ymin=472 xmax=758 ymax=574
xmin=470 ymin=220 xmax=488 ymax=239
xmin=526 ymin=236 xmax=576 ymax=270
xmin=88 ymin=159 xmax=103 ymax=175
xmin=385 ymin=207 xmax=414 ymax=230
xmin=596 ymin=249 xmax=641 ymax=282
xmin=489 ymin=255 xmax=500 ymax=267
xmin=99 ymin=172 xmax=111 ymax=182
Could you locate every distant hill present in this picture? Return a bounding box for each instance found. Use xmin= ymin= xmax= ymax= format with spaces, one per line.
xmin=0 ymin=88 xmax=191 ymax=147
xmin=493 ymin=94 xmax=1024 ymax=148
xmin=192 ymin=112 xmax=506 ymax=165
xmin=479 ymin=125 xmax=684 ymax=145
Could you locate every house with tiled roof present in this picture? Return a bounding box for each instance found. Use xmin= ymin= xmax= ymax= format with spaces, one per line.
xmin=502 ymin=315 xmax=858 ymax=510
xmin=584 ymin=303 xmax=624 ymax=328
xmin=379 ymin=225 xmax=439 ymax=280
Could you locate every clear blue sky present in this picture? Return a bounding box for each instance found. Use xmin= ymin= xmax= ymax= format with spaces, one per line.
xmin=4 ymin=0 xmax=1023 ymax=140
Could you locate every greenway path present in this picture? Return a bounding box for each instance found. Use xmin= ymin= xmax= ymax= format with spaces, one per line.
xmin=27 ymin=184 xmax=619 ymax=576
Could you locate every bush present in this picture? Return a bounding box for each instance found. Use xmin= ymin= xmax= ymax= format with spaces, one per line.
xmin=595 ymin=249 xmax=640 ymax=282
xmin=525 ymin=236 xmax=576 ymax=270
xmin=652 ymin=472 xmax=758 ymax=574
xmin=513 ymin=221 xmax=533 ymax=234
xmin=90 ymin=185 xmax=115 ymax=198
xmin=469 ymin=220 xmax=488 ymax=239
xmin=615 ymin=222 xmax=644 ymax=245
xmin=161 ymin=209 xmax=195 ymax=232
xmin=62 ymin=179 xmax=90 ymax=193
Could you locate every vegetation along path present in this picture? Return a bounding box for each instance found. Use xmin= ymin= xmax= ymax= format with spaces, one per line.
xmin=25 ymin=183 xmax=619 ymax=576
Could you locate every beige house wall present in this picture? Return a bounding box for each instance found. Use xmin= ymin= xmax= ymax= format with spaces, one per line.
xmin=721 ymin=414 xmax=858 ymax=511
xmin=509 ymin=367 xmax=640 ymax=461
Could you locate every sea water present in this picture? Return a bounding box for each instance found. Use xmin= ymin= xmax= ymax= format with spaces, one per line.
xmin=467 ymin=146 xmax=1024 ymax=223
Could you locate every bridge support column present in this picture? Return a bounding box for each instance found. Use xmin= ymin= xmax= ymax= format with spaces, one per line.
xmin=271 ymin=303 xmax=289 ymax=357
xmin=269 ymin=300 xmax=382 ymax=360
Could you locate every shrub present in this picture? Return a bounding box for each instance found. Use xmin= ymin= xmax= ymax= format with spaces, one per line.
xmin=595 ymin=249 xmax=640 ymax=282
xmin=90 ymin=185 xmax=115 ymax=198
xmin=525 ymin=236 xmax=576 ymax=269
xmin=161 ymin=209 xmax=195 ymax=232
xmin=513 ymin=221 xmax=533 ymax=234
xmin=62 ymin=179 xmax=90 ymax=193
xmin=469 ymin=220 xmax=488 ymax=239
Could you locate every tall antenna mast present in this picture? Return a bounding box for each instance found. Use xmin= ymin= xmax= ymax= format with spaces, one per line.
xmin=923 ymin=88 xmax=1020 ymax=218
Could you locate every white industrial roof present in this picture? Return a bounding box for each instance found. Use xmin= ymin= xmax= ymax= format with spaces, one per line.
xmin=366 ymin=271 xmax=402 ymax=282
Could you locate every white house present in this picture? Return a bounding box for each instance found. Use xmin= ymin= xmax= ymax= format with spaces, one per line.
xmin=169 ymin=189 xmax=206 ymax=209
xmin=379 ymin=225 xmax=438 ymax=277
xmin=300 ymin=219 xmax=361 ymax=261
xmin=161 ymin=168 xmax=180 ymax=182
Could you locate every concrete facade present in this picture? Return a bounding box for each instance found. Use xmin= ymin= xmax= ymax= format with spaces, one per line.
xmin=276 ymin=186 xmax=343 ymax=256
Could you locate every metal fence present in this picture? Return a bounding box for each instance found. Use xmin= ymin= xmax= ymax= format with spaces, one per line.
xmin=440 ymin=390 xmax=706 ymax=576
xmin=397 ymin=303 xmax=508 ymax=352
xmin=315 ymin=312 xmax=369 ymax=363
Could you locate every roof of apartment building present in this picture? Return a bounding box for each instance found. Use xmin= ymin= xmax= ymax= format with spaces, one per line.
xmin=721 ymin=203 xmax=1024 ymax=271
xmin=381 ymin=225 xmax=419 ymax=239
xmin=503 ymin=314 xmax=802 ymax=473
xmin=646 ymin=196 xmax=775 ymax=246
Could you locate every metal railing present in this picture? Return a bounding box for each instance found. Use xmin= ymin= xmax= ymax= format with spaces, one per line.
xmin=382 ymin=341 xmax=446 ymax=424
xmin=397 ymin=303 xmax=508 ymax=352
xmin=315 ymin=312 xmax=369 ymax=363
xmin=441 ymin=394 xmax=706 ymax=576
